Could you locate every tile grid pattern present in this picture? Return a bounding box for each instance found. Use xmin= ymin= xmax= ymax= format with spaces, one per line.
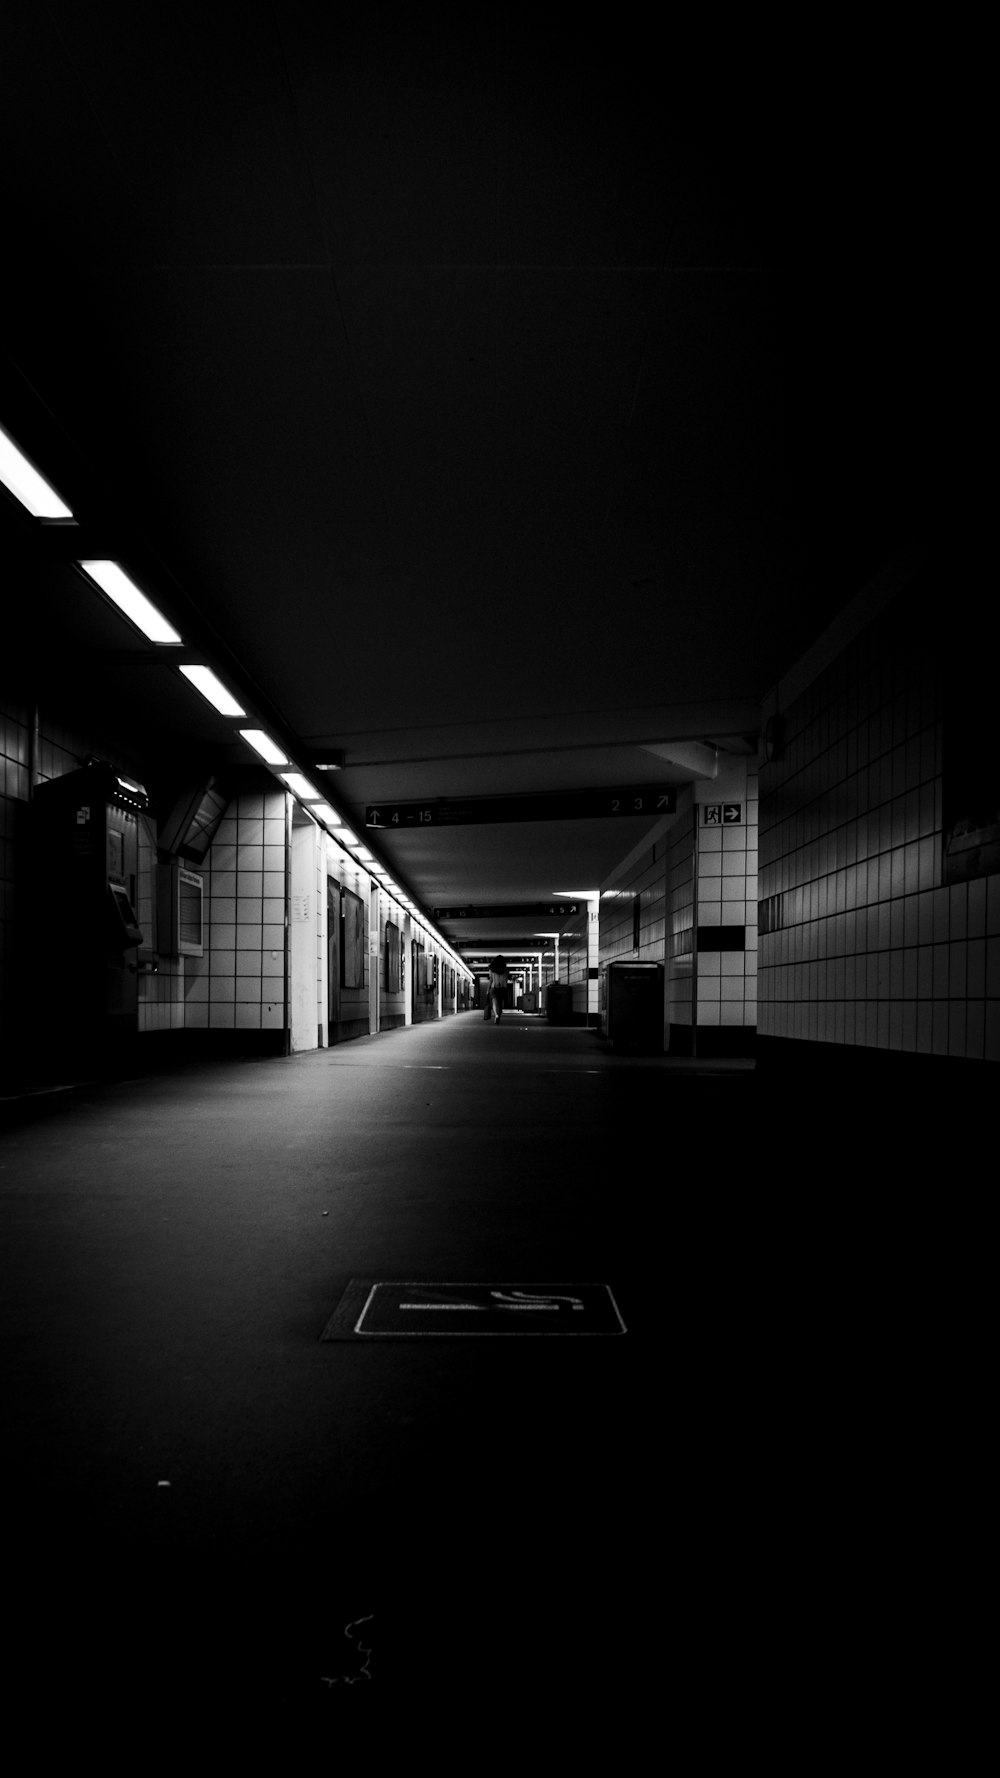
xmin=184 ymin=790 xmax=287 ymax=1031
xmin=694 ymin=776 xmax=758 ymax=1029
xmin=667 ymin=806 xmax=695 ymax=1026
xmin=563 ymin=928 xmax=590 ymax=1013
xmin=600 ymin=844 xmax=667 ymax=963
xmin=757 ymin=604 xmax=999 ymax=1058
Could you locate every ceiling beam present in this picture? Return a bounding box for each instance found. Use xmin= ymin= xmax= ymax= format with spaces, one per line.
xmin=639 ymin=740 xmax=720 ymax=778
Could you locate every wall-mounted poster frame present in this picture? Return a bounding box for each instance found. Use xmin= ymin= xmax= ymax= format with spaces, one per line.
xmin=340 ymin=886 xmax=365 ymax=987
xmin=385 ymin=918 xmax=401 ymax=992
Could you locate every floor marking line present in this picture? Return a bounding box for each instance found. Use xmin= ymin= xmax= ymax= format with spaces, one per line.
xmin=397 ymin=1302 xmax=559 ymax=1311
xmin=398 ymin=1302 xmax=486 ymax=1310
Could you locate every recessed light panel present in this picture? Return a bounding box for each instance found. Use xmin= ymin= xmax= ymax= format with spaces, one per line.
xmin=78 ymin=560 xmax=181 ymax=644
xmin=239 ymin=729 xmax=289 ymax=766
xmin=178 ymin=664 xmax=245 ymax=716
xmin=279 ymin=772 xmax=322 ymax=800
xmin=0 ymin=425 xmax=73 ymax=518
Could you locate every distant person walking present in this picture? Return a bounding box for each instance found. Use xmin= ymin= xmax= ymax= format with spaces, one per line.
xmin=484 ymin=954 xmax=509 ymax=1023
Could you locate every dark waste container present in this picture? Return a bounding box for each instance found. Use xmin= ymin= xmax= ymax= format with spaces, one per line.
xmin=546 ymin=983 xmax=574 ymax=1025
xmin=605 ymin=961 xmax=663 ymax=1053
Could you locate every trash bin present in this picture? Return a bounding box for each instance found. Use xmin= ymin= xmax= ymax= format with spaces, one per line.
xmin=546 ymin=983 xmax=574 ymax=1025
xmin=605 ymin=961 xmax=663 ymax=1053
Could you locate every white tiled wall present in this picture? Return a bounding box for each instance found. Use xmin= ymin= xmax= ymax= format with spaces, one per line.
xmin=598 ymin=832 xmax=669 ymax=1037
xmin=667 ymin=806 xmax=695 ymax=1028
xmin=562 ymin=925 xmax=593 ymax=1017
xmin=600 ymin=846 xmax=666 ymax=960
xmin=183 ymin=788 xmax=287 ymax=1032
xmin=663 ymin=774 xmax=758 ymax=1036
xmin=694 ymin=776 xmax=758 ymax=1030
xmin=758 ymin=573 xmax=998 ymax=1060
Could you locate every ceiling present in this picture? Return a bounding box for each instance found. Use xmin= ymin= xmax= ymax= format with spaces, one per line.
xmin=1 ymin=8 xmax=929 ymax=963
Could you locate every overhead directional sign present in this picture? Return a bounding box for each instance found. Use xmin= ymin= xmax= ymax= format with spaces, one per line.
xmin=433 ymin=901 xmax=584 ymax=919
xmin=366 ymin=785 xmax=676 ymax=829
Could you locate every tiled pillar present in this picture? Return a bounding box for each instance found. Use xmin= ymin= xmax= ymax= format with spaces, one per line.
xmin=187 ymin=785 xmax=287 ymax=1036
xmin=587 ymin=895 xmax=600 ymax=1022
xmin=693 ymin=768 xmax=758 ymax=1050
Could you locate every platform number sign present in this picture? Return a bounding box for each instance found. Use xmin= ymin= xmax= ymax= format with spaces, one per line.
xmin=609 ymin=791 xmax=674 ymax=815
xmin=366 ymin=786 xmax=676 ymax=828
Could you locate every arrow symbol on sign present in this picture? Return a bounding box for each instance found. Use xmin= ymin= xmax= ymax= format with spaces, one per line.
xmin=490 ymin=1290 xmax=585 ymax=1311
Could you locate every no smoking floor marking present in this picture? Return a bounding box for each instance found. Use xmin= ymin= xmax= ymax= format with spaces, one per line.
xmin=320 ymin=1281 xmax=626 ymax=1338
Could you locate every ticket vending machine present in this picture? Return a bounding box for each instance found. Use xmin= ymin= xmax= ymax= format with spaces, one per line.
xmin=30 ymin=760 xmax=147 ymax=1070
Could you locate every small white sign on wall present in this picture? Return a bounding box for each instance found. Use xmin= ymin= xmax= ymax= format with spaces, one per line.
xmin=291 ymin=894 xmax=311 ymax=922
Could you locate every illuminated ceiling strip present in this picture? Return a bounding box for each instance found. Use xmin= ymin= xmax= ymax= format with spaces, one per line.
xmin=78 ymin=559 xmax=182 ymax=645
xmin=0 ymin=426 xmax=472 ymax=976
xmin=178 ymin=663 xmax=245 ymax=717
xmin=239 ymin=728 xmax=289 ymax=766
xmin=0 ymin=424 xmax=73 ymax=518
xmin=279 ymin=771 xmax=322 ymax=800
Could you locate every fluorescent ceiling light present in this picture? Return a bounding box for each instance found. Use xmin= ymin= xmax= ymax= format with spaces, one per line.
xmin=553 ymin=890 xmax=599 ymax=899
xmin=0 ymin=425 xmax=73 ymax=518
xmin=178 ymin=664 xmax=245 ymax=717
xmin=78 ymin=560 xmax=182 ymax=644
xmin=312 ymin=803 xmax=342 ymax=826
xmin=354 ymin=846 xmax=374 ymax=861
xmin=338 ymin=829 xmax=358 ymax=847
xmin=280 ymin=772 xmax=322 ymax=800
xmin=239 ymin=729 xmax=289 ymax=766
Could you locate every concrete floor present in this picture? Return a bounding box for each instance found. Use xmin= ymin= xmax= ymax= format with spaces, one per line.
xmin=0 ymin=1011 xmax=985 ymax=1752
